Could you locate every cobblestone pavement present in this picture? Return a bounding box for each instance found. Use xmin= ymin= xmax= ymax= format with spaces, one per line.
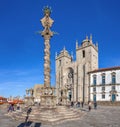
xmin=0 ymin=106 xmax=120 ymax=127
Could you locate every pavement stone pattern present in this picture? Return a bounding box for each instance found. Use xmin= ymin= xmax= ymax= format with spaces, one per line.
xmin=0 ymin=105 xmax=120 ymax=127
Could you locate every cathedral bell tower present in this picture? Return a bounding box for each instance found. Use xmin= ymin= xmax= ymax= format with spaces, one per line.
xmin=55 ymin=47 xmax=72 ymax=104
xmin=76 ymin=35 xmax=98 ymax=103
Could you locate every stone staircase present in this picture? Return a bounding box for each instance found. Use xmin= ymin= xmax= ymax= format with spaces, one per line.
xmin=10 ymin=106 xmax=85 ymax=125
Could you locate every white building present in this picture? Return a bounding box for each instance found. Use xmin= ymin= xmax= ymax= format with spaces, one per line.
xmin=89 ymin=67 xmax=120 ymax=104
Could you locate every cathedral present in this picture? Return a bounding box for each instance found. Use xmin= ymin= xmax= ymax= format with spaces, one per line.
xmin=55 ymin=35 xmax=98 ymax=104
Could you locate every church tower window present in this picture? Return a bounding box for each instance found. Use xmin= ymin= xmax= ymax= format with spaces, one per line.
xmin=59 ymin=60 xmax=61 ymax=66
xmin=82 ymin=50 xmax=85 ymax=58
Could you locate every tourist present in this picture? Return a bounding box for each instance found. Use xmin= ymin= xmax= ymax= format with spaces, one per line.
xmin=88 ymin=101 xmax=92 ymax=111
xmin=8 ymin=104 xmax=14 ymax=112
xmin=8 ymin=104 xmax=12 ymax=112
xmin=81 ymin=101 xmax=84 ymax=108
xmin=71 ymin=101 xmax=74 ymax=107
xmin=77 ymin=101 xmax=80 ymax=108
xmin=75 ymin=101 xmax=78 ymax=108
xmin=94 ymin=101 xmax=97 ymax=109
xmin=11 ymin=104 xmax=14 ymax=111
xmin=27 ymin=107 xmax=32 ymax=116
xmin=17 ymin=103 xmax=20 ymax=110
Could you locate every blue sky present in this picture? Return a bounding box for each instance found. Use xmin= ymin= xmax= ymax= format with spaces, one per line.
xmin=0 ymin=0 xmax=120 ymax=98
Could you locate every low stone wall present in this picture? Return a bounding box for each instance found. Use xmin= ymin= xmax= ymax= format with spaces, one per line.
xmin=94 ymin=101 xmax=120 ymax=106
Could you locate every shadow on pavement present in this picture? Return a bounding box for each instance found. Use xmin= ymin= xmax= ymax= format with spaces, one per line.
xmin=17 ymin=107 xmax=41 ymax=127
xmin=17 ymin=121 xmax=41 ymax=127
xmin=80 ymin=108 xmax=89 ymax=112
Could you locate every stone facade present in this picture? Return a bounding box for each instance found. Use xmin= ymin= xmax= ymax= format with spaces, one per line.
xmin=56 ymin=35 xmax=98 ymax=104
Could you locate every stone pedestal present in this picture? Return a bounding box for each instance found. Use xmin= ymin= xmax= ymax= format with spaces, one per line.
xmin=40 ymin=87 xmax=56 ymax=108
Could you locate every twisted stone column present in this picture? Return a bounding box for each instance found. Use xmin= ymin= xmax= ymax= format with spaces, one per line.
xmin=40 ymin=7 xmax=54 ymax=88
xmin=44 ymin=36 xmax=51 ymax=87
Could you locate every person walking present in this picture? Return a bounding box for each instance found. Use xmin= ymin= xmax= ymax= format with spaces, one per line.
xmin=88 ymin=101 xmax=92 ymax=111
xmin=81 ymin=101 xmax=84 ymax=108
xmin=77 ymin=101 xmax=80 ymax=108
xmin=71 ymin=101 xmax=74 ymax=107
xmin=94 ymin=101 xmax=97 ymax=109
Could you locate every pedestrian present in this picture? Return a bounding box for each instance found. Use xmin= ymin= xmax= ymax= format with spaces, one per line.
xmin=71 ymin=101 xmax=74 ymax=107
xmin=27 ymin=107 xmax=32 ymax=116
xmin=17 ymin=103 xmax=20 ymax=110
xmin=94 ymin=101 xmax=97 ymax=109
xmin=8 ymin=104 xmax=12 ymax=112
xmin=77 ymin=101 xmax=80 ymax=107
xmin=88 ymin=101 xmax=92 ymax=111
xmin=81 ymin=101 xmax=84 ymax=108
xmin=8 ymin=104 xmax=14 ymax=112
xmin=76 ymin=101 xmax=78 ymax=108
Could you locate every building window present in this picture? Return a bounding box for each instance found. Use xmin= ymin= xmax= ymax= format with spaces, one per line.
xmin=102 ymin=86 xmax=105 ymax=91
xmin=102 ymin=74 xmax=105 ymax=85
xmin=93 ymin=95 xmax=96 ymax=102
xmin=112 ymin=73 xmax=116 ymax=84
xmin=93 ymin=75 xmax=96 ymax=85
xmin=82 ymin=50 xmax=85 ymax=58
xmin=112 ymin=86 xmax=115 ymax=91
xmin=59 ymin=60 xmax=61 ymax=66
xmin=93 ymin=87 xmax=96 ymax=92
xmin=102 ymin=94 xmax=105 ymax=99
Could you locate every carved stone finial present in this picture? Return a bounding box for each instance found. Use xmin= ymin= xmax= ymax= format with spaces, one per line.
xmin=41 ymin=6 xmax=54 ymax=39
xmin=71 ymin=51 xmax=73 ymax=61
xmin=96 ymin=41 xmax=98 ymax=50
xmin=86 ymin=35 xmax=88 ymax=40
xmin=90 ymin=34 xmax=92 ymax=43
xmin=55 ymin=52 xmax=57 ymax=57
xmin=76 ymin=40 xmax=78 ymax=49
xmin=43 ymin=6 xmax=52 ymax=16
xmin=96 ymin=42 xmax=98 ymax=47
xmin=90 ymin=34 xmax=92 ymax=40
xmin=63 ymin=46 xmax=66 ymax=51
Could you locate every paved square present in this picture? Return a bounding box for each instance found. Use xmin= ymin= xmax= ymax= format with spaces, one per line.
xmin=0 ymin=106 xmax=120 ymax=127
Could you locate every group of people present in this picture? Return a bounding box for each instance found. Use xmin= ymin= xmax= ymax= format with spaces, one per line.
xmin=71 ymin=101 xmax=84 ymax=108
xmin=71 ymin=101 xmax=97 ymax=111
xmin=88 ymin=101 xmax=97 ymax=111
xmin=8 ymin=104 xmax=14 ymax=112
xmin=8 ymin=103 xmax=21 ymax=113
